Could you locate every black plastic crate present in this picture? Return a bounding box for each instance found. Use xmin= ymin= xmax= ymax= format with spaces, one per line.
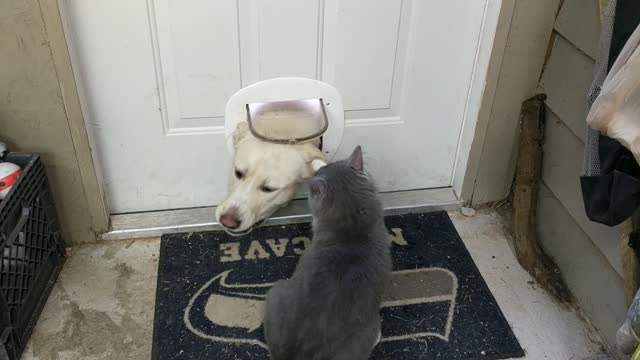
xmin=0 ymin=154 xmax=65 ymax=360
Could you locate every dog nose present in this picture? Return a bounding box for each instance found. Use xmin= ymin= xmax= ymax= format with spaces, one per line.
xmin=220 ymin=211 xmax=241 ymax=229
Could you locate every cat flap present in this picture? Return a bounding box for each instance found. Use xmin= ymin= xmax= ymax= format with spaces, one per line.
xmin=246 ymin=98 xmax=328 ymax=145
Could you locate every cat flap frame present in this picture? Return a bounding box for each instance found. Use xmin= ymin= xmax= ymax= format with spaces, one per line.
xmin=245 ymin=98 xmax=329 ymax=145
xmin=225 ymin=77 xmax=345 ymax=160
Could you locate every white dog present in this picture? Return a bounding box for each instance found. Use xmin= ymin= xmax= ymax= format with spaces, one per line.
xmin=215 ymin=122 xmax=326 ymax=236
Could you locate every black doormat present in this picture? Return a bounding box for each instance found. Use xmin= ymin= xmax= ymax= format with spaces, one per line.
xmin=152 ymin=212 xmax=524 ymax=360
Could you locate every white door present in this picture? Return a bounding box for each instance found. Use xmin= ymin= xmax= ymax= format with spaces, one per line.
xmin=62 ymin=0 xmax=499 ymax=213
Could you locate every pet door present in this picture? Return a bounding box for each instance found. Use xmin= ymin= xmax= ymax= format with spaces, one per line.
xmin=224 ymin=77 xmax=345 ymax=160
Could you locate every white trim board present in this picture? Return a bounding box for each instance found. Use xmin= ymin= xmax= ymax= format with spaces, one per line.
xmin=464 ymin=0 xmax=562 ymax=205
xmin=57 ymin=0 xmax=111 ymax=216
xmin=452 ymin=0 xmax=503 ymax=199
xmin=102 ymin=187 xmax=460 ymax=241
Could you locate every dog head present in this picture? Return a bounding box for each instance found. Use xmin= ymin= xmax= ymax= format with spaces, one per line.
xmin=216 ymin=122 xmax=326 ymax=236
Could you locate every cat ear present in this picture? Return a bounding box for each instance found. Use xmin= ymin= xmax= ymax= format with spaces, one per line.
xmin=233 ymin=122 xmax=251 ymax=148
xmin=309 ymin=177 xmax=327 ymax=197
xmin=347 ymin=145 xmax=363 ymax=171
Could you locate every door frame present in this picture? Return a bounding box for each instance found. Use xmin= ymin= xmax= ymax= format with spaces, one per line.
xmin=40 ymin=0 xmax=111 ymax=238
xmin=53 ymin=0 xmax=557 ymax=239
xmin=451 ymin=0 xmax=504 ymax=198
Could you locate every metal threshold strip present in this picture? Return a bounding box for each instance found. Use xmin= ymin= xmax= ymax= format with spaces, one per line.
xmin=101 ymin=187 xmax=460 ymax=241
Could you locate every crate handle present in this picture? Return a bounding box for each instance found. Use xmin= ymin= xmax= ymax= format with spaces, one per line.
xmin=6 ymin=206 xmax=30 ymax=247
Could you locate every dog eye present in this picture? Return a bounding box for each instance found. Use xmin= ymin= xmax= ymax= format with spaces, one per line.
xmin=260 ymin=185 xmax=277 ymax=193
xmin=234 ymin=169 xmax=245 ymax=179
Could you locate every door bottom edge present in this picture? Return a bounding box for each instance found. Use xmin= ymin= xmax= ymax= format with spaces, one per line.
xmin=101 ymin=187 xmax=461 ymax=241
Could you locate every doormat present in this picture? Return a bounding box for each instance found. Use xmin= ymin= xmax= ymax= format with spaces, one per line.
xmin=152 ymin=212 xmax=524 ymax=360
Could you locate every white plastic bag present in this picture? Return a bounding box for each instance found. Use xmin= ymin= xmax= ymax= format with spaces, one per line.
xmin=587 ymin=23 xmax=640 ymax=164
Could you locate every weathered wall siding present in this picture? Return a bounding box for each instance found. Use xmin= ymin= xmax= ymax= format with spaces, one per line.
xmin=542 ymin=110 xmax=622 ymax=275
xmin=0 ymin=1 xmax=96 ymax=244
xmin=536 ymin=0 xmax=625 ymax=349
xmin=470 ymin=0 xmax=561 ymax=205
xmin=537 ymin=0 xmax=622 ymax=275
xmin=539 ymin=35 xmax=594 ymax=142
xmin=538 ymin=185 xmax=626 ymax=348
xmin=554 ymin=0 xmax=600 ymax=58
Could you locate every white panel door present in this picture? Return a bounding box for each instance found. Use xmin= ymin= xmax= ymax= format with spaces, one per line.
xmin=62 ymin=0 xmax=498 ymax=213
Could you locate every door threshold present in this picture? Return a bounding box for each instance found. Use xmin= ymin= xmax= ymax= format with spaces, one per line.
xmin=101 ymin=187 xmax=461 ymax=241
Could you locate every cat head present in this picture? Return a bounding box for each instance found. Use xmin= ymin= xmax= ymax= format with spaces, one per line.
xmin=308 ymin=146 xmax=382 ymax=227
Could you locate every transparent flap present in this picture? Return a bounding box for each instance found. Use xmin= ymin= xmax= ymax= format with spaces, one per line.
xmin=246 ymin=98 xmax=328 ymax=144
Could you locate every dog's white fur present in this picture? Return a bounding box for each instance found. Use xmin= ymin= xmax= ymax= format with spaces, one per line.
xmin=215 ymin=122 xmax=326 ymax=235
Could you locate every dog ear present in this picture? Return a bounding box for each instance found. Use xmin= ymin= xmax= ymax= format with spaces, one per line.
xmin=301 ymin=143 xmax=326 ymax=172
xmin=311 ymin=159 xmax=327 ymax=172
xmin=347 ymin=145 xmax=363 ymax=171
xmin=233 ymin=122 xmax=251 ymax=148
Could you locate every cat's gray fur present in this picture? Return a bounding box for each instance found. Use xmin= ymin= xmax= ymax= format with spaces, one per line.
xmin=264 ymin=146 xmax=392 ymax=360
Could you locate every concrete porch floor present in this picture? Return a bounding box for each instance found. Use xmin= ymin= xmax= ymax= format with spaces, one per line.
xmin=23 ymin=210 xmax=607 ymax=359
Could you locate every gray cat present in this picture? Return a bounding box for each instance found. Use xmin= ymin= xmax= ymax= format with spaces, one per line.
xmin=264 ymin=146 xmax=391 ymax=360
